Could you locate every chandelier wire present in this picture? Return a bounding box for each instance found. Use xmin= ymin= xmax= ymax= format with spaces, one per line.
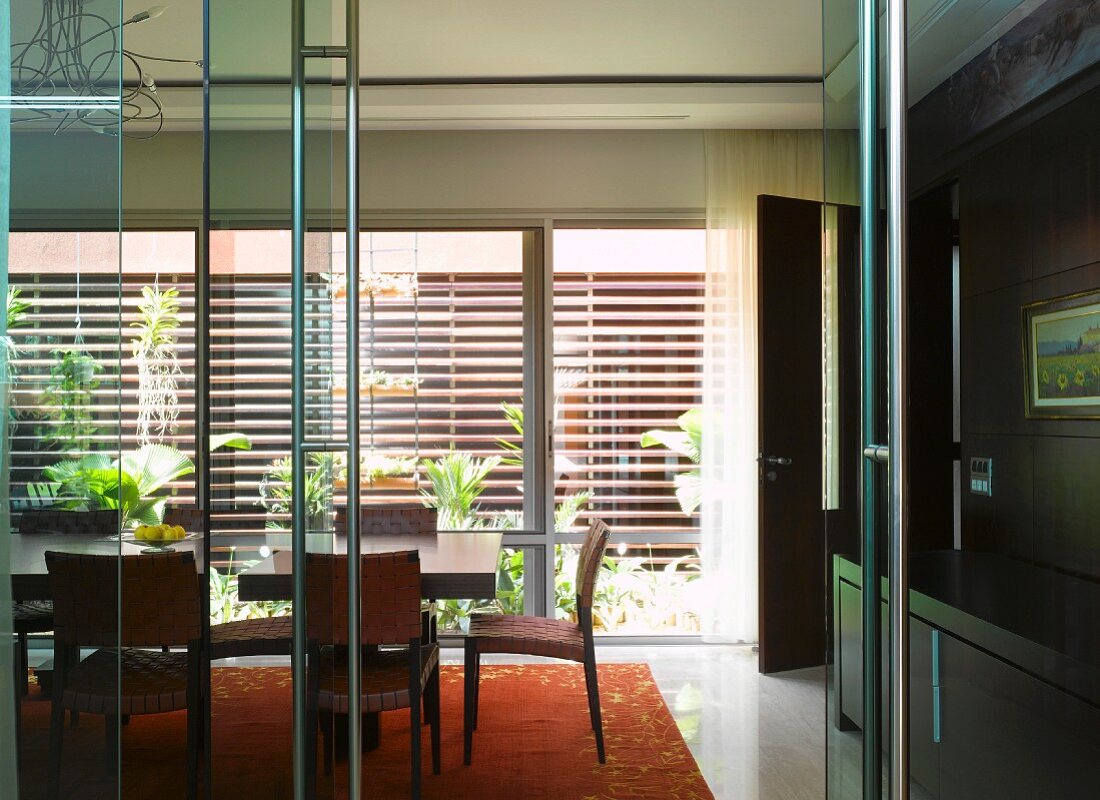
xmin=9 ymin=2 xmax=200 ymax=139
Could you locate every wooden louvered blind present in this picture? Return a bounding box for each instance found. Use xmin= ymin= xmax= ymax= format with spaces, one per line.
xmin=553 ymin=271 xmax=703 ymax=537
xmin=7 ymin=229 xmax=704 ymax=560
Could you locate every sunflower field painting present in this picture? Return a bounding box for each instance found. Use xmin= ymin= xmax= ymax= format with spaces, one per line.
xmin=1025 ymin=292 xmax=1100 ymax=418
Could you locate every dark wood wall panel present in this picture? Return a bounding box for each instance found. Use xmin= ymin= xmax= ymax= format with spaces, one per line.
xmin=1031 ymin=97 xmax=1100 ymax=279
xmin=959 ymin=83 xmax=1100 ymax=580
xmin=960 ymin=130 xmax=1033 ymax=298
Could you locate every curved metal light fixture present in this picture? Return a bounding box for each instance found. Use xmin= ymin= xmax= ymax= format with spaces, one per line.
xmin=9 ymin=2 xmax=200 ymax=138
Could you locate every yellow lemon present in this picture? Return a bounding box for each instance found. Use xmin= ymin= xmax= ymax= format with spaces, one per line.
xmin=173 ymin=525 xmax=186 ymax=540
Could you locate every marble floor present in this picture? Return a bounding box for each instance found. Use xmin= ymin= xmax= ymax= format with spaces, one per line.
xmin=461 ymin=644 xmax=830 ymax=800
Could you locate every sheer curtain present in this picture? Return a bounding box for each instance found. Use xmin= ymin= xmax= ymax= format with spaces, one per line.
xmin=700 ymin=130 xmax=826 ymax=642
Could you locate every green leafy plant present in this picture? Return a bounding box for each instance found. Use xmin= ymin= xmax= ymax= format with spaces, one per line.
xmin=358 ymin=452 xmax=416 ymax=483
xmin=436 ymin=548 xmax=524 ymax=632
xmin=420 ymin=451 xmax=501 ymax=530
xmin=259 ymin=451 xmax=335 ymax=531
xmin=210 ymin=549 xmax=291 ymax=625
xmin=496 ymin=401 xmax=524 ymax=466
xmin=40 ymin=348 xmax=102 ymax=452
xmin=4 ymin=287 xmax=31 ymax=367
xmin=131 ymin=285 xmax=182 ymax=446
xmin=43 ymin=443 xmax=195 ymax=528
xmin=641 ymin=407 xmax=703 ymax=516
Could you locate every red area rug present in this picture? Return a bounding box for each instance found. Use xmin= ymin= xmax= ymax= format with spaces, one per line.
xmin=17 ymin=663 xmax=713 ymax=799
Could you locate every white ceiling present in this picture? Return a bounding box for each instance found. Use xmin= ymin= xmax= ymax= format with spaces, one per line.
xmin=18 ymin=0 xmax=1035 ymax=131
xmin=132 ymin=0 xmax=824 ymax=82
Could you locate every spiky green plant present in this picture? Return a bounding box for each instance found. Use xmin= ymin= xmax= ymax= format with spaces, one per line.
xmin=258 ymin=451 xmax=335 ymax=531
xmin=131 ymin=285 xmax=182 ymax=446
xmin=420 ymin=451 xmax=501 ymax=530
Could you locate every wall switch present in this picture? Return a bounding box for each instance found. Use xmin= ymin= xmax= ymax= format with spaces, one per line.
xmin=969 ymin=457 xmax=992 ymax=496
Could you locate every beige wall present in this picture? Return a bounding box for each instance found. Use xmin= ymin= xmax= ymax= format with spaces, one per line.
xmin=12 ymin=129 xmax=705 ymax=223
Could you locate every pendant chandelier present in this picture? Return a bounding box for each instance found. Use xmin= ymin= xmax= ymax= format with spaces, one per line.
xmin=9 ymin=3 xmax=200 ymax=139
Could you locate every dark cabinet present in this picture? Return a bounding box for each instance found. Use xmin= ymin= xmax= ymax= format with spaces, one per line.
xmin=836 ymin=582 xmax=940 ymax=797
xmin=939 ymin=632 xmax=1100 ymax=800
xmin=836 ymin=559 xmax=1100 ymax=800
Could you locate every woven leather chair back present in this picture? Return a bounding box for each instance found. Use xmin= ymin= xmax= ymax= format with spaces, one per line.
xmin=575 ymin=519 xmax=611 ymax=609
xmin=45 ymin=551 xmax=201 ymax=648
xmin=18 ymin=508 xmax=118 ymax=536
xmin=305 ymin=551 xmax=423 ymax=647
xmin=335 ymin=504 xmax=437 ymax=537
xmin=163 ymin=507 xmax=205 ymax=533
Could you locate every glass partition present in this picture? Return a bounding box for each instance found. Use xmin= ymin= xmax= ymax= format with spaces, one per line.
xmin=825 ymin=1 xmax=1100 ymax=798
xmin=5 ymin=0 xmax=125 ymax=796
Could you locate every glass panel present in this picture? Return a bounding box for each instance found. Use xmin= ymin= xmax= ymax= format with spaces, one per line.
xmin=553 ymin=228 xmax=706 ymax=634
xmin=5 ymin=0 xmax=125 ymax=796
xmin=207 ymin=0 xmax=342 ymax=795
xmin=908 ymin=3 xmax=1100 ymax=800
xmin=823 ymin=0 xmax=881 ymax=796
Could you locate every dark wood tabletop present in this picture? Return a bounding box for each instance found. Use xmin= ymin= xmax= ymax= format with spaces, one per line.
xmin=237 ymin=531 xmax=503 ymax=602
xmin=9 ymin=532 xmax=206 ymax=601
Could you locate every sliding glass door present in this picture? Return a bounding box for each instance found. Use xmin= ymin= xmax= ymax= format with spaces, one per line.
xmin=825 ymin=1 xmax=1100 ymax=798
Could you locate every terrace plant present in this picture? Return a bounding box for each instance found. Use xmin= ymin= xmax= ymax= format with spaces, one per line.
xmin=39 ymin=347 xmax=102 ymax=453
xmin=4 ymin=287 xmax=31 ymax=371
xmin=131 ymin=284 xmax=183 ymax=447
xmin=641 ymin=407 xmax=703 ymax=516
xmin=420 ymin=451 xmax=501 ymax=530
xmin=43 ymin=443 xmax=195 ymax=528
xmin=258 ymin=451 xmax=336 ymax=531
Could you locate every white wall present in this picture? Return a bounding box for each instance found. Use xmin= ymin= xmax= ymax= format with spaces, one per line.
xmin=12 ymin=129 xmax=705 ymax=222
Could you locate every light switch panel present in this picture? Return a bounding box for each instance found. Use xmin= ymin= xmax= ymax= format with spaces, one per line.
xmin=969 ymin=457 xmax=992 ymax=496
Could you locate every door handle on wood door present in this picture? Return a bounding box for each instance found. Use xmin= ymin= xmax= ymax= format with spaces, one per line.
xmin=759 ymin=455 xmax=792 ymax=466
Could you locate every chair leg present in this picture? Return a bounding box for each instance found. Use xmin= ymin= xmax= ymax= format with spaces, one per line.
xmin=12 ymin=645 xmax=21 ymax=763
xmin=429 ymin=663 xmax=441 ymax=775
xmin=410 ymin=682 xmax=422 ymax=800
xmin=306 ymin=660 xmax=320 ymax=796
xmin=17 ymin=632 xmax=29 ymax=695
xmin=318 ymin=711 xmax=333 ymax=777
xmin=187 ymin=659 xmax=200 ymax=800
xmin=104 ymin=714 xmax=119 ymax=776
xmin=68 ymin=646 xmax=81 ymax=728
xmin=47 ymin=695 xmax=65 ymax=800
xmin=583 ymin=655 xmax=606 ymax=764
xmin=472 ymin=653 xmax=481 ymax=729
xmin=463 ymin=636 xmax=477 ymax=766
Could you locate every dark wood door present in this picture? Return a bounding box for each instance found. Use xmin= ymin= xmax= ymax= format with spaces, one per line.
xmin=757 ymin=194 xmax=827 ymax=674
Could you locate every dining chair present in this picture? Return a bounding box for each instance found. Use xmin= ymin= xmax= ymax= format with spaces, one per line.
xmin=157 ymin=505 xmax=294 ymax=661
xmin=162 ymin=506 xmax=205 ymax=533
xmin=463 ymin=518 xmax=611 ymax=765
xmin=44 ymin=550 xmax=202 ymax=800
xmin=12 ymin=508 xmax=119 ymax=695
xmin=335 ymin=504 xmax=439 ymax=643
xmin=305 ymin=550 xmax=441 ymax=800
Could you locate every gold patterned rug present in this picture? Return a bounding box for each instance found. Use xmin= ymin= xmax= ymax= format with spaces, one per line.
xmin=18 ymin=663 xmax=713 ymax=799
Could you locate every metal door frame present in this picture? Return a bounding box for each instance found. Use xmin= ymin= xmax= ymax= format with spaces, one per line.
xmin=858 ymin=0 xmax=910 ymax=797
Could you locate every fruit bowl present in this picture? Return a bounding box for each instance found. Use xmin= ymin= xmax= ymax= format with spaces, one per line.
xmin=123 ymin=524 xmax=199 ymax=553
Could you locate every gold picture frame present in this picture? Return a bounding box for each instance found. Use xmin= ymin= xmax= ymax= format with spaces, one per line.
xmin=1022 ymin=289 xmax=1100 ymax=419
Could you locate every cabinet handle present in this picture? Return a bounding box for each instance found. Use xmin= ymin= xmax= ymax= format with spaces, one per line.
xmin=932 ymin=629 xmax=941 ymax=743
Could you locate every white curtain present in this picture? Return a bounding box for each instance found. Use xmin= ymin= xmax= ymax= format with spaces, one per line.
xmin=700 ymin=130 xmax=827 ymax=643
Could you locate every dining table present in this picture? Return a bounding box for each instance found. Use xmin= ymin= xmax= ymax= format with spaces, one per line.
xmin=236 ymin=531 xmax=503 ymax=602
xmin=8 ymin=532 xmax=207 ymax=601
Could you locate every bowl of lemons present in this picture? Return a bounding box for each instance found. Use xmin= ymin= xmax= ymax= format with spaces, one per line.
xmin=129 ymin=523 xmax=194 ymax=553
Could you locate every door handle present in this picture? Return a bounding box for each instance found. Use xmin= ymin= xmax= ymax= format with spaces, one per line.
xmin=759 ymin=455 xmax=792 ymax=466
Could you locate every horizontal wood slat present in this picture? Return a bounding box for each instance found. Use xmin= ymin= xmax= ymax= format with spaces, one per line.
xmin=7 ymin=264 xmax=702 ymax=548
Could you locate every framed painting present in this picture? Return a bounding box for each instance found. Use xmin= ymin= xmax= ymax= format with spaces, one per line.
xmin=1023 ymin=290 xmax=1100 ymax=419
